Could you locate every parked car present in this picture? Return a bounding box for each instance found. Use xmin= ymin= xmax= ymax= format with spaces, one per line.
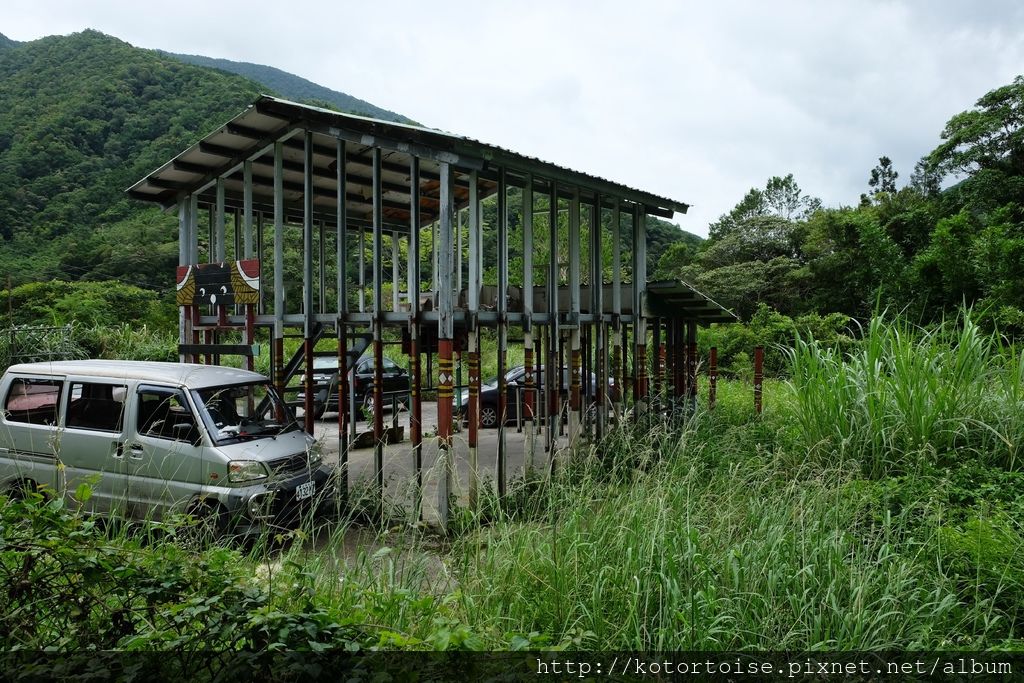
xmin=298 ymin=353 xmax=410 ymax=420
xmin=458 ymin=365 xmax=618 ymax=428
xmin=0 ymin=360 xmax=330 ymax=536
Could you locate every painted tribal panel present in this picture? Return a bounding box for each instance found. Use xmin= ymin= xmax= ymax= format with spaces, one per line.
xmin=176 ymin=260 xmax=260 ymax=307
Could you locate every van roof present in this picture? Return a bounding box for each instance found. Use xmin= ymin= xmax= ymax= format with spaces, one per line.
xmin=4 ymin=360 xmax=267 ymax=389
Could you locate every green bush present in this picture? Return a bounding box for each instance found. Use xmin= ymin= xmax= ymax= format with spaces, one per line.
xmin=699 ymin=303 xmax=854 ymax=377
xmin=3 ymin=279 xmax=174 ymax=329
xmin=786 ymin=311 xmax=1024 ymax=477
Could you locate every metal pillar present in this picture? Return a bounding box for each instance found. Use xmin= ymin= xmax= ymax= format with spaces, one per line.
xmin=371 ymin=148 xmax=386 ymax=520
xmin=336 ymin=139 xmax=349 ymax=503
xmin=467 ymin=170 xmax=481 ymax=509
xmin=436 ymin=162 xmax=456 ymax=530
xmin=272 ymin=141 xmax=285 ymax=397
xmin=392 ymin=230 xmax=401 ymax=311
xmin=522 ymin=174 xmax=536 ymax=472
xmin=591 ymin=197 xmax=606 ymax=439
xmin=242 ymin=160 xmax=253 ymax=259
xmin=611 ymin=200 xmax=623 ymax=425
xmin=568 ymin=188 xmax=582 ymax=445
xmin=547 ymin=181 xmax=560 ymax=466
xmin=408 ymin=156 xmax=423 ymax=520
xmin=177 ymin=199 xmax=189 ymax=363
xmin=318 ymin=221 xmax=327 ymax=314
xmin=302 ymin=132 xmax=316 ymax=435
xmin=215 ymin=178 xmax=226 ymax=263
xmin=632 ymin=204 xmax=647 ymax=411
xmin=358 ymin=226 xmax=366 ymax=313
xmin=496 ymin=168 xmax=508 ymax=497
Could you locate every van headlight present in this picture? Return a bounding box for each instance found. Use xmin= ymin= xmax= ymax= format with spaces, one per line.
xmin=228 ymin=460 xmax=269 ymax=483
xmin=308 ymin=447 xmax=323 ymax=467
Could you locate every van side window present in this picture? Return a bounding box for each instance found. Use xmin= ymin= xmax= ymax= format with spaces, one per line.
xmin=3 ymin=378 xmax=62 ymax=425
xmin=66 ymin=382 xmax=127 ymax=432
xmin=137 ymin=388 xmax=197 ymax=443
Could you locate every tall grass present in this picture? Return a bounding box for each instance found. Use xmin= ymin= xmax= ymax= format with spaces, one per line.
xmin=786 ymin=312 xmax=1024 ymax=477
xmin=444 ymin=399 xmax=991 ymax=650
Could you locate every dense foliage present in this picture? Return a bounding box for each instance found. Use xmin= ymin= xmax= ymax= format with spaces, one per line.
xmin=657 ymin=75 xmax=1024 ymax=331
xmin=0 ymin=30 xmax=267 ymax=288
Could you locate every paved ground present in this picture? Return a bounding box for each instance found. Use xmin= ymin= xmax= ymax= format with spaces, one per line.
xmin=309 ymin=403 xmax=576 ymax=526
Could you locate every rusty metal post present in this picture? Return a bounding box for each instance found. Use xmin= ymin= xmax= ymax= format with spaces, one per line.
xmin=709 ymin=346 xmax=718 ymax=410
xmin=754 ymin=345 xmax=764 ymax=415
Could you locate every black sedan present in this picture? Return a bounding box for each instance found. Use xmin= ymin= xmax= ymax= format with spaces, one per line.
xmin=458 ymin=365 xmax=617 ymax=428
xmin=299 ymin=354 xmax=410 ymax=420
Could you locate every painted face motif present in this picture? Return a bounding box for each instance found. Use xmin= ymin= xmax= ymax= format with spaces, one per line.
xmin=176 ymin=260 xmax=260 ymax=307
xmin=195 ymin=263 xmax=234 ymax=307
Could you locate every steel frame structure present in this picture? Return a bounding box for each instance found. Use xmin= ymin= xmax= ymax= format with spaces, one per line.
xmin=129 ymin=96 xmax=735 ymax=526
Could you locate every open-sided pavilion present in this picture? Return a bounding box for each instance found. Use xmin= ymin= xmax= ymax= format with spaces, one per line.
xmin=128 ymin=95 xmax=735 ymax=521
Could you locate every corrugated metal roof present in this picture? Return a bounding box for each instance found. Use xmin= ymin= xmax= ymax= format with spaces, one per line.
xmin=127 ymin=95 xmax=689 ymax=229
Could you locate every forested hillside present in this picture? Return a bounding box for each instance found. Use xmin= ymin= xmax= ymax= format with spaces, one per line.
xmin=657 ymin=75 xmax=1024 ymax=331
xmin=0 ymin=30 xmax=265 ymax=288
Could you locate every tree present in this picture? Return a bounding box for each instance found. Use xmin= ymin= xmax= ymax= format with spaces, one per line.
xmin=860 ymin=156 xmax=899 ymax=205
xmin=708 ymin=174 xmax=820 ymax=239
xmin=928 ymin=74 xmax=1024 ymax=178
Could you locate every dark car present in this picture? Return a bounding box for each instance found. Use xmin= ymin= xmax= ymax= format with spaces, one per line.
xmin=458 ymin=365 xmax=616 ymax=428
xmin=299 ymin=354 xmax=410 ymax=420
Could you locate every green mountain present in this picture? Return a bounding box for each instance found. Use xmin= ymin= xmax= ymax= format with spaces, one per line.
xmin=0 ymin=30 xmax=269 ymax=287
xmin=0 ymin=29 xmax=413 ymax=290
xmin=161 ymin=51 xmax=411 ymax=124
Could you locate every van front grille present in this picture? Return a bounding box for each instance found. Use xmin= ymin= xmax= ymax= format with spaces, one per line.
xmin=267 ymin=453 xmax=310 ymax=477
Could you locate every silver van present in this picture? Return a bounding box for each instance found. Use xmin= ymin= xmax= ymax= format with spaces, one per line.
xmin=0 ymin=360 xmax=331 ymax=534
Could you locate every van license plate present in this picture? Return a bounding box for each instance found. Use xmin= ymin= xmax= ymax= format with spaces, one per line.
xmin=295 ymin=481 xmax=315 ymax=500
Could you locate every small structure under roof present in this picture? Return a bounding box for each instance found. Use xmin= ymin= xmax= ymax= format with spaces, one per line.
xmin=128 ymin=95 xmax=734 ymax=525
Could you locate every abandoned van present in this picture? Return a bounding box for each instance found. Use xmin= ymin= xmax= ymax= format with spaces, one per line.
xmin=0 ymin=360 xmax=330 ymax=534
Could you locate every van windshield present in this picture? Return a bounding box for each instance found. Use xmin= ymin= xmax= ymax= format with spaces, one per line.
xmin=194 ymin=381 xmax=298 ymax=444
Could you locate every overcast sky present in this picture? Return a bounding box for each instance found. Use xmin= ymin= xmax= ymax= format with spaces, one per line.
xmin=5 ymin=1 xmax=1024 ymax=236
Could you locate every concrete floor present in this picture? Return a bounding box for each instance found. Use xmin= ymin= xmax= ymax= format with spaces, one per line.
xmin=310 ymin=403 xmax=576 ymax=526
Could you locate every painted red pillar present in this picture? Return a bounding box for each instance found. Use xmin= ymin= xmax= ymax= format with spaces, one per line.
xmin=754 ymin=345 xmax=764 ymax=415
xmin=437 ymin=339 xmax=454 ymax=448
xmin=709 ymin=346 xmax=718 ymax=410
